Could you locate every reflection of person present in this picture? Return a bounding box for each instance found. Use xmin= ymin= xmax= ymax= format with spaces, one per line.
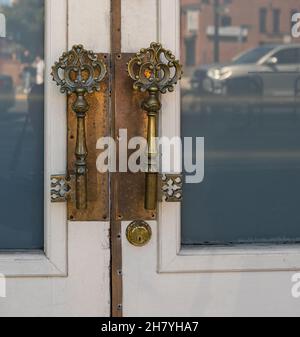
xmin=21 ymin=49 xmax=33 ymax=94
xmin=33 ymin=55 xmax=45 ymax=85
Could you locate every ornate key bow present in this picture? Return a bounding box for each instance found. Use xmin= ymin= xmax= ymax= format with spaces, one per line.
xmin=51 ymin=45 xmax=107 ymax=210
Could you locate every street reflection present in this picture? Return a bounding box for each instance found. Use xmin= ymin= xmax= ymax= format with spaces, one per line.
xmin=0 ymin=0 xmax=44 ymax=249
xmin=181 ymin=0 xmax=300 ymax=245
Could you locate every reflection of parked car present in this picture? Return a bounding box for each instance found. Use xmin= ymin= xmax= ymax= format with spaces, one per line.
xmin=192 ymin=44 xmax=300 ymax=100
xmin=0 ymin=74 xmax=15 ymax=112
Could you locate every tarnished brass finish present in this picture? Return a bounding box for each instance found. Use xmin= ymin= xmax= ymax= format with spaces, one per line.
xmin=50 ymin=175 xmax=73 ymax=203
xmin=67 ymin=66 xmax=110 ymax=221
xmin=145 ymin=172 xmax=158 ymax=210
xmin=114 ymin=53 xmax=156 ymax=221
xmin=51 ymin=45 xmax=107 ymax=210
xmin=128 ymin=42 xmax=182 ymax=210
xmin=126 ymin=221 xmax=152 ymax=247
xmin=159 ymin=174 xmax=183 ymax=202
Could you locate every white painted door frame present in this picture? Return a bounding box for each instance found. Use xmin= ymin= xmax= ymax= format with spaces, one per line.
xmin=0 ymin=0 xmax=111 ymax=317
xmin=2 ymin=0 xmax=299 ymax=318
xmin=121 ymin=0 xmax=300 ymax=317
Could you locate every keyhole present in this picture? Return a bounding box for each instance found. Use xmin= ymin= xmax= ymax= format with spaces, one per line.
xmin=126 ymin=221 xmax=152 ymax=247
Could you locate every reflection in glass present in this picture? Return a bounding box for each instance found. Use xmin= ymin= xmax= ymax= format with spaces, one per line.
xmin=0 ymin=0 xmax=44 ymax=249
xmin=181 ymin=0 xmax=300 ymax=245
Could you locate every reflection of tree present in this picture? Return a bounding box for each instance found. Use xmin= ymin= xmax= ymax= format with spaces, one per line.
xmin=1 ymin=0 xmax=44 ymax=57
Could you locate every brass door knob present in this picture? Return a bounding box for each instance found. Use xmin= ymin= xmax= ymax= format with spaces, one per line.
xmin=127 ymin=42 xmax=182 ymax=211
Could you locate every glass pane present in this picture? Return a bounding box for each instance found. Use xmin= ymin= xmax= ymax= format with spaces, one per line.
xmin=181 ymin=0 xmax=300 ymax=245
xmin=0 ymin=0 xmax=45 ymax=249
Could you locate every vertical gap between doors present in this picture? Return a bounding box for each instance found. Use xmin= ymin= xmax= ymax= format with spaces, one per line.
xmin=110 ymin=0 xmax=123 ymax=318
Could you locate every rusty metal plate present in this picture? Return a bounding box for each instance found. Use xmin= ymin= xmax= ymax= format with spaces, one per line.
xmin=67 ymin=53 xmax=110 ymax=221
xmin=113 ymin=53 xmax=157 ymax=221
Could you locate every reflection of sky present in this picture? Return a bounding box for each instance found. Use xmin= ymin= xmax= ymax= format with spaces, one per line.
xmin=0 ymin=0 xmax=12 ymax=6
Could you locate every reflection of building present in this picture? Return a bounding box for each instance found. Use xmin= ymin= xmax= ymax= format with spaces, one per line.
xmin=181 ymin=0 xmax=300 ymax=67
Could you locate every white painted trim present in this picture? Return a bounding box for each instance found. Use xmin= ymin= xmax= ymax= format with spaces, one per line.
xmin=68 ymin=0 xmax=111 ymax=52
xmin=0 ymin=252 xmax=64 ymax=278
xmin=44 ymin=0 xmax=69 ymax=276
xmin=0 ymin=0 xmax=68 ymax=277
xmin=157 ymin=0 xmax=300 ymax=274
xmin=121 ymin=0 xmax=157 ymax=52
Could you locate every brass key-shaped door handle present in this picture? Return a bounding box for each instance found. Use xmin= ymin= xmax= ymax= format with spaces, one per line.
xmin=51 ymin=45 xmax=107 ymax=210
xmin=128 ymin=42 xmax=182 ymax=210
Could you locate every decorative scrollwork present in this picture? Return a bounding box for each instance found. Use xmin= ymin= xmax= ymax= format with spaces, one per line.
xmin=161 ymin=174 xmax=183 ymax=202
xmin=51 ymin=45 xmax=107 ymax=210
xmin=127 ymin=42 xmax=182 ymax=94
xmin=51 ymin=175 xmax=72 ymax=203
xmin=51 ymin=44 xmax=107 ymax=95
